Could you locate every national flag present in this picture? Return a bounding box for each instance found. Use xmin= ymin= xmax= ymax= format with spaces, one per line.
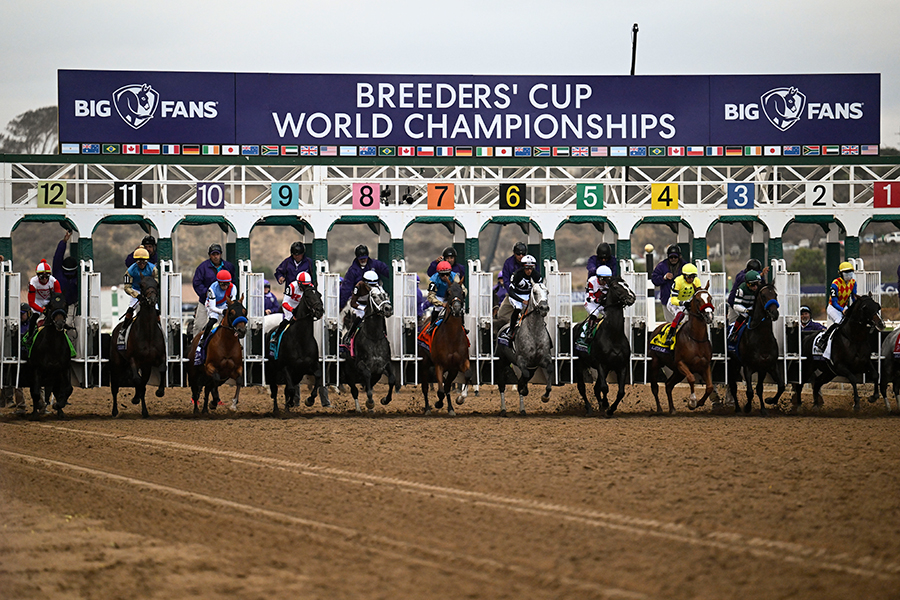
xmin=359 ymin=146 xmax=377 ymax=156
xmin=202 ymin=145 xmax=219 ymax=155
xmin=475 ymin=146 xmax=493 ymax=157
xmin=163 ymin=144 xmax=181 ymax=155
xmin=629 ymin=146 xmax=646 ymax=157
xmin=802 ymin=145 xmax=820 ymax=156
xmin=571 ymin=146 xmax=588 ymax=157
xmin=261 ymin=145 xmax=279 ymax=156
xmin=61 ymin=143 xmax=80 ymax=154
xmin=841 ymin=145 xmax=859 ymax=156
xmin=124 ymin=144 xmax=142 ymax=155
xmin=514 ymin=146 xmax=531 ymax=157
xmin=744 ymin=146 xmax=762 ymax=156
xmin=534 ymin=146 xmax=551 ymax=157
xmin=377 ymin=146 xmax=394 ymax=156
xmin=764 ymin=146 xmax=781 ymax=156
xmin=399 ymin=146 xmax=415 ymax=156
xmin=81 ymin=143 xmax=100 ymax=154
xmin=417 ymin=146 xmax=435 ymax=156
xmin=222 ymin=144 xmax=239 ymax=156
xmin=436 ymin=146 xmax=454 ymax=157
xmin=142 ymin=144 xmax=161 ymax=155
xmin=341 ymin=146 xmax=358 ymax=156
xmin=590 ymin=146 xmax=608 ymax=157
xmin=495 ymin=146 xmax=513 ymax=157
xmin=687 ymin=146 xmax=704 ymax=156
xmin=725 ymin=146 xmax=743 ymax=156
xmin=783 ymin=145 xmax=801 ymax=156
xmin=319 ymin=145 xmax=338 ymax=156
xmin=298 ymin=145 xmax=315 ymax=156
xmin=610 ymin=146 xmax=628 ymax=157
xmin=281 ymin=145 xmax=299 ymax=156
xmin=553 ymin=146 xmax=570 ymax=157
xmin=240 ymin=145 xmax=258 ymax=156
xmin=823 ymin=145 xmax=840 ymax=155
xmin=649 ymin=146 xmax=665 ymax=157
xmin=667 ymin=146 xmax=684 ymax=157
xmin=706 ymin=146 xmax=723 ymax=156
xmin=102 ymin=144 xmax=120 ymax=154
xmin=861 ymin=144 xmax=879 ymax=155
xmin=455 ymin=146 xmax=473 ymax=157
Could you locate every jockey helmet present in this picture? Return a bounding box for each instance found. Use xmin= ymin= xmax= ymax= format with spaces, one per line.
xmin=838 ymin=261 xmax=854 ymax=273
xmin=442 ymin=246 xmax=457 ymax=259
xmin=363 ymin=270 xmax=379 ymax=283
xmin=745 ymin=270 xmax=761 ymax=283
xmin=522 ymin=254 xmax=536 ymax=267
xmin=355 ymin=244 xmax=369 ymax=258
xmin=208 ymin=243 xmax=223 ymax=255
xmin=513 ymin=242 xmax=527 ymax=256
xmin=263 ymin=279 xmax=270 ymax=287
xmin=141 ymin=235 xmax=157 ymax=247
xmin=666 ymin=244 xmax=681 ymax=258
xmin=296 ymin=271 xmax=313 ymax=286
xmin=682 ymin=264 xmax=698 ymax=276
xmin=290 ymin=241 xmax=306 ymax=256
xmin=437 ymin=260 xmax=452 ymax=274
xmin=133 ymin=247 xmax=150 ymax=260
xmin=216 ymin=270 xmax=232 ymax=283
xmin=20 ymin=302 xmax=31 ymax=315
xmin=746 ymin=258 xmax=762 ymax=272
xmin=596 ymin=242 xmax=611 ymax=259
xmin=596 ymin=265 xmax=613 ymax=278
xmin=36 ymin=260 xmax=51 ymax=274
xmin=62 ymin=256 xmax=78 ymax=274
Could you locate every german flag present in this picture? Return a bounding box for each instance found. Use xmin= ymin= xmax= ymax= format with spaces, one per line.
xmin=725 ymin=146 xmax=743 ymax=156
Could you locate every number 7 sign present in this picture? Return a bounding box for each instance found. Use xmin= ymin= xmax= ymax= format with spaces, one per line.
xmin=427 ymin=183 xmax=454 ymax=209
xmin=874 ymin=182 xmax=900 ymax=208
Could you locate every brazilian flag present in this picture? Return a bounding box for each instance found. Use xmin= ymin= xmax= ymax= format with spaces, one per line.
xmin=379 ymin=146 xmax=396 ymax=156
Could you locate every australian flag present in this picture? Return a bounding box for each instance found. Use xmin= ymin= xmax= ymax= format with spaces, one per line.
xmin=359 ymin=146 xmax=377 ymax=156
xmin=81 ymin=143 xmax=100 ymax=154
xmin=629 ymin=146 xmax=647 ymax=157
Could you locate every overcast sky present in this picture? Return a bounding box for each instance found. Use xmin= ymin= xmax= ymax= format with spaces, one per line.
xmin=2 ymin=0 xmax=898 ymax=147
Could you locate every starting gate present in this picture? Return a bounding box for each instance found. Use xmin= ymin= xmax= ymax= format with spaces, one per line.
xmin=848 ymin=258 xmax=883 ymax=374
xmin=73 ymin=260 xmax=103 ymax=387
xmin=466 ymin=259 xmax=496 ymax=385
xmin=390 ymin=259 xmax=419 ymax=384
xmin=0 ymin=261 xmax=22 ymax=391
xmin=695 ymin=260 xmax=729 ymax=384
xmin=316 ymin=260 xmax=342 ymax=386
xmin=158 ymin=260 xmax=185 ymax=387
xmin=619 ymin=260 xmax=648 ymax=383
xmin=238 ymin=260 xmax=267 ymax=386
xmin=543 ymin=260 xmax=572 ymax=384
xmin=771 ymin=260 xmax=803 ymax=384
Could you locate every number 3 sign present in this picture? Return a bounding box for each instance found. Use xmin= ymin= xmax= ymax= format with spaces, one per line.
xmin=353 ymin=183 xmax=380 ymax=210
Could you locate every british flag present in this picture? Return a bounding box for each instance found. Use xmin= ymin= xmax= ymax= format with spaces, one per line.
xmin=571 ymin=146 xmax=588 ymax=156
xmin=300 ymin=145 xmax=317 ymax=156
xmin=841 ymin=145 xmax=860 ymax=155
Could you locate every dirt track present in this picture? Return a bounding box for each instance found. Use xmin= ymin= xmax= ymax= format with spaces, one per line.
xmin=1 ymin=382 xmax=899 ymax=600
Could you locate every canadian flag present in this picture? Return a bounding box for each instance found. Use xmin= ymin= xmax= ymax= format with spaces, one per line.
xmin=124 ymin=144 xmax=139 ymax=154
xmin=667 ymin=146 xmax=684 ymax=157
xmin=399 ymin=146 xmax=414 ymax=156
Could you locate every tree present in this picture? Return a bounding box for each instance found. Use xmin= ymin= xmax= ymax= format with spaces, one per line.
xmin=0 ymin=106 xmax=58 ymax=154
xmin=789 ymin=248 xmax=826 ymax=283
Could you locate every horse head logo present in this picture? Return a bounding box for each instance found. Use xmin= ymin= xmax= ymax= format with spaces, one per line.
xmin=761 ymin=87 xmax=806 ymax=132
xmin=113 ymin=83 xmax=160 ymax=129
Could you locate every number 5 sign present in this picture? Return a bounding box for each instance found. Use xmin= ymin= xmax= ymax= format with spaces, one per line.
xmin=576 ymin=183 xmax=604 ymax=209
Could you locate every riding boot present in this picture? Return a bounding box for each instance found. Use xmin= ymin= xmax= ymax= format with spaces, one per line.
xmin=668 ymin=311 xmax=684 ymax=344
xmin=508 ymin=308 xmax=521 ymax=341
xmin=428 ymin=306 xmax=440 ymax=333
xmin=343 ymin=316 xmax=361 ymax=345
xmin=201 ymin=318 xmax=215 ymax=345
xmin=123 ymin=306 xmax=134 ymax=327
xmin=728 ymin=317 xmax=744 ymax=344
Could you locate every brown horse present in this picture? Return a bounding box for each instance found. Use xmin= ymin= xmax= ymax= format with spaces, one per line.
xmin=648 ymin=283 xmax=715 ymax=414
xmin=187 ymin=296 xmax=248 ymax=414
xmin=419 ymin=282 xmax=471 ymax=415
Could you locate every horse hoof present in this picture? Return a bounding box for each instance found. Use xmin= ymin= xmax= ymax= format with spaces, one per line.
xmin=687 ymin=400 xmax=698 ymax=410
xmin=435 ymin=400 xmax=444 ymax=409
xmin=455 ymin=396 xmax=465 ymax=406
xmin=365 ymin=399 xmax=375 ymax=410
xmin=448 ymin=410 xmax=456 ymax=417
xmin=759 ymin=409 xmax=770 ymax=418
xmin=321 ymin=398 xmax=332 ymax=408
xmin=305 ymin=397 xmax=315 ymax=407
xmin=131 ymin=396 xmax=140 ymax=405
xmin=764 ymin=397 xmax=778 ymax=405
xmin=112 ymin=407 xmax=119 ymax=417
xmin=230 ymin=400 xmax=238 ymax=411
xmin=868 ymin=395 xmax=879 ymax=404
xmin=541 ymin=394 xmax=550 ymax=403
xmin=380 ymin=397 xmax=391 ymax=406
xmin=156 ymin=389 xmax=165 ymax=398
xmin=424 ymin=409 xmax=432 ymax=416
xmin=518 ymin=409 xmax=526 ymax=416
xmin=743 ymin=404 xmax=752 ymax=414
xmin=141 ymin=410 xmax=149 ymax=419
xmin=604 ymin=410 xmax=615 ymax=419
xmin=499 ymin=409 xmax=508 ymax=417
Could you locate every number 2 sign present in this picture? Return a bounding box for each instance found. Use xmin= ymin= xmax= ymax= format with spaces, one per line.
xmin=353 ymin=183 xmax=380 ymax=210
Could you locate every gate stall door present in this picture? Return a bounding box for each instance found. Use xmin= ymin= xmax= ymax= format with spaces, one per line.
xmin=848 ymin=258 xmax=883 ymax=375
xmin=466 ymin=259 xmax=496 ymax=386
xmin=0 ymin=263 xmax=22 ymax=390
xmin=543 ymin=260 xmax=571 ymax=385
xmin=316 ymin=260 xmax=342 ymax=386
xmin=619 ymin=260 xmax=648 ymax=383
xmin=771 ymin=259 xmax=802 ymax=384
xmin=159 ymin=260 xmax=185 ymax=387
xmin=74 ymin=260 xmax=103 ymax=387
xmin=238 ymin=260 xmax=266 ymax=386
xmin=390 ymin=259 xmax=419 ymax=385
xmin=696 ymin=259 xmax=729 ymax=384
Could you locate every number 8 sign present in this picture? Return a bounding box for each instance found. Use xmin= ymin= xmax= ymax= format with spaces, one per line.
xmin=353 ymin=183 xmax=380 ymax=210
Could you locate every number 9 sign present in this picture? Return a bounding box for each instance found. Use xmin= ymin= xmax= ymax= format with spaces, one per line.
xmin=353 ymin=183 xmax=380 ymax=210
xmin=271 ymin=183 xmax=299 ymax=210
xmin=500 ymin=183 xmax=526 ymax=210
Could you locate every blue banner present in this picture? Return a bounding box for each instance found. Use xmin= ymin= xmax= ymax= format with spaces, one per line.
xmin=58 ymin=71 xmax=880 ymax=148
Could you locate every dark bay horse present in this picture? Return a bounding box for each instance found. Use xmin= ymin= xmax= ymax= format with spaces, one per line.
xmin=792 ymin=294 xmax=884 ymax=411
xmin=574 ymin=278 xmax=636 ymax=417
xmin=266 ymin=286 xmax=330 ymax=415
xmin=187 ymin=296 xmax=248 ymax=414
xmin=494 ymin=282 xmax=553 ymax=416
xmin=648 ymin=284 xmax=715 ymax=414
xmin=26 ymin=292 xmax=73 ymax=419
xmin=419 ymin=282 xmax=470 ymax=415
xmin=110 ymin=278 xmax=166 ymax=418
xmin=729 ymin=283 xmax=785 ymax=416
xmin=340 ymin=283 xmax=398 ymax=414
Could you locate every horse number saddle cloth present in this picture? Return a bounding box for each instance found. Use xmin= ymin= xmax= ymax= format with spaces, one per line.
xmin=726 ymin=321 xmax=748 ymax=356
xmin=195 ymin=322 xmax=222 ymax=365
xmin=649 ymin=324 xmax=677 ymax=353
xmin=894 ymin=334 xmax=900 ymax=359
xmin=417 ymin=319 xmax=469 ymax=352
xmin=268 ymin=321 xmax=291 ymax=360
xmin=26 ymin=324 xmax=77 ymax=358
xmin=574 ymin=315 xmax=606 ymax=352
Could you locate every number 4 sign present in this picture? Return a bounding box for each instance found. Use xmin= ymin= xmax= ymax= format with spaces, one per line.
xmin=874 ymin=182 xmax=900 ymax=208
xmin=651 ymin=183 xmax=679 ymax=210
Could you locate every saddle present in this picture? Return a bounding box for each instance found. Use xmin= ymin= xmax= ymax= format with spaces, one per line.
xmin=26 ymin=324 xmax=77 ymax=358
xmin=649 ymin=324 xmax=676 ymax=353
xmin=417 ymin=319 xmax=469 ymax=352
xmin=574 ymin=315 xmax=604 ymax=352
xmin=726 ymin=321 xmax=748 ymax=356
xmin=195 ymin=323 xmax=221 ymax=365
xmin=268 ymin=321 xmax=290 ymax=360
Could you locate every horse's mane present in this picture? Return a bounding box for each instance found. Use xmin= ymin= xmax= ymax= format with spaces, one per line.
xmin=841 ymin=293 xmax=877 ymax=322
xmin=447 ymin=282 xmax=465 ymax=299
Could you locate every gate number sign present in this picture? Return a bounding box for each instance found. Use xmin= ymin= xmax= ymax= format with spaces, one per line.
xmin=114 ymin=181 xmax=142 ymax=209
xmin=651 ymin=183 xmax=678 ymax=210
xmin=576 ymin=183 xmax=603 ymax=209
xmin=271 ymin=182 xmax=299 ymax=210
xmin=352 ymin=183 xmax=381 ymax=210
xmin=805 ymin=182 xmax=834 ymax=208
xmin=37 ymin=181 xmax=67 ymax=208
xmin=427 ymin=183 xmax=454 ymax=210
xmin=500 ymin=183 xmax=526 ymax=210
xmin=874 ymin=182 xmax=900 ymax=208
xmin=727 ymin=182 xmax=754 ymax=209
xmin=197 ymin=182 xmax=225 ymax=209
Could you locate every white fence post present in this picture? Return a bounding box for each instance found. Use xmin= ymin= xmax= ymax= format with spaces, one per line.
xmin=0 ymin=262 xmax=22 ymax=390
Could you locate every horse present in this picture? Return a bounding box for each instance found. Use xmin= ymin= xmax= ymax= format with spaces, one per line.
xmin=574 ymin=278 xmax=636 ymax=417
xmin=266 ymin=286 xmax=330 ymax=415
xmin=879 ymin=328 xmax=900 ymax=412
xmin=340 ymin=282 xmax=398 ymax=414
xmin=791 ymin=294 xmax=884 ymax=412
xmin=728 ymin=283 xmax=785 ymax=416
xmin=418 ymin=282 xmax=471 ymax=415
xmin=648 ymin=284 xmax=715 ymax=414
xmin=187 ymin=295 xmax=248 ymax=414
xmin=494 ymin=282 xmax=553 ymax=416
xmin=109 ymin=278 xmax=167 ymax=418
xmin=26 ymin=292 xmax=73 ymax=419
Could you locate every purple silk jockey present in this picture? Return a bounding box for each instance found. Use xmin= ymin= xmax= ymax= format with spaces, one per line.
xmin=339 ymin=244 xmax=390 ymax=309
xmin=585 ymin=242 xmax=618 ymax=282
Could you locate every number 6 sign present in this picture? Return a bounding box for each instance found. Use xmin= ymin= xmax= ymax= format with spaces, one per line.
xmin=353 ymin=183 xmax=380 ymax=210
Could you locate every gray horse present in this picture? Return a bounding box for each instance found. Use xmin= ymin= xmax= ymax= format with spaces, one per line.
xmin=494 ymin=283 xmax=553 ymax=416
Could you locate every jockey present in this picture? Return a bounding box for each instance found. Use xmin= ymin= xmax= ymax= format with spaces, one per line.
xmin=815 ymin=261 xmax=858 ymax=353
xmin=581 ymin=265 xmax=613 ymax=343
xmin=665 ymin=263 xmax=702 ymax=344
xmin=122 ymin=247 xmax=159 ymax=324
xmin=200 ymin=269 xmax=238 ymax=344
xmin=800 ymin=305 xmax=826 ymax=332
xmin=497 ymin=242 xmax=540 ymax=326
xmin=125 ymin=235 xmax=158 ymax=268
xmin=426 ymin=246 xmax=466 ymax=283
xmin=263 ymin=279 xmax=280 ymax=315
xmin=274 ymin=241 xmax=313 ymax=290
xmin=727 ymin=269 xmax=761 ymax=343
xmin=27 ymin=259 xmax=62 ymax=334
xmin=339 ymin=244 xmax=390 ymax=309
xmin=506 ymin=254 xmax=543 ymax=342
xmin=426 ymin=260 xmax=466 ymax=329
xmin=192 ymin=243 xmax=236 ymax=336
xmin=651 ymin=244 xmax=686 ymax=322
xmin=345 ymin=270 xmax=383 ymax=343
xmin=281 ymin=271 xmax=314 ymax=320
xmin=586 ymin=242 xmax=618 ymax=282
xmin=728 ymin=258 xmax=767 ymax=309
